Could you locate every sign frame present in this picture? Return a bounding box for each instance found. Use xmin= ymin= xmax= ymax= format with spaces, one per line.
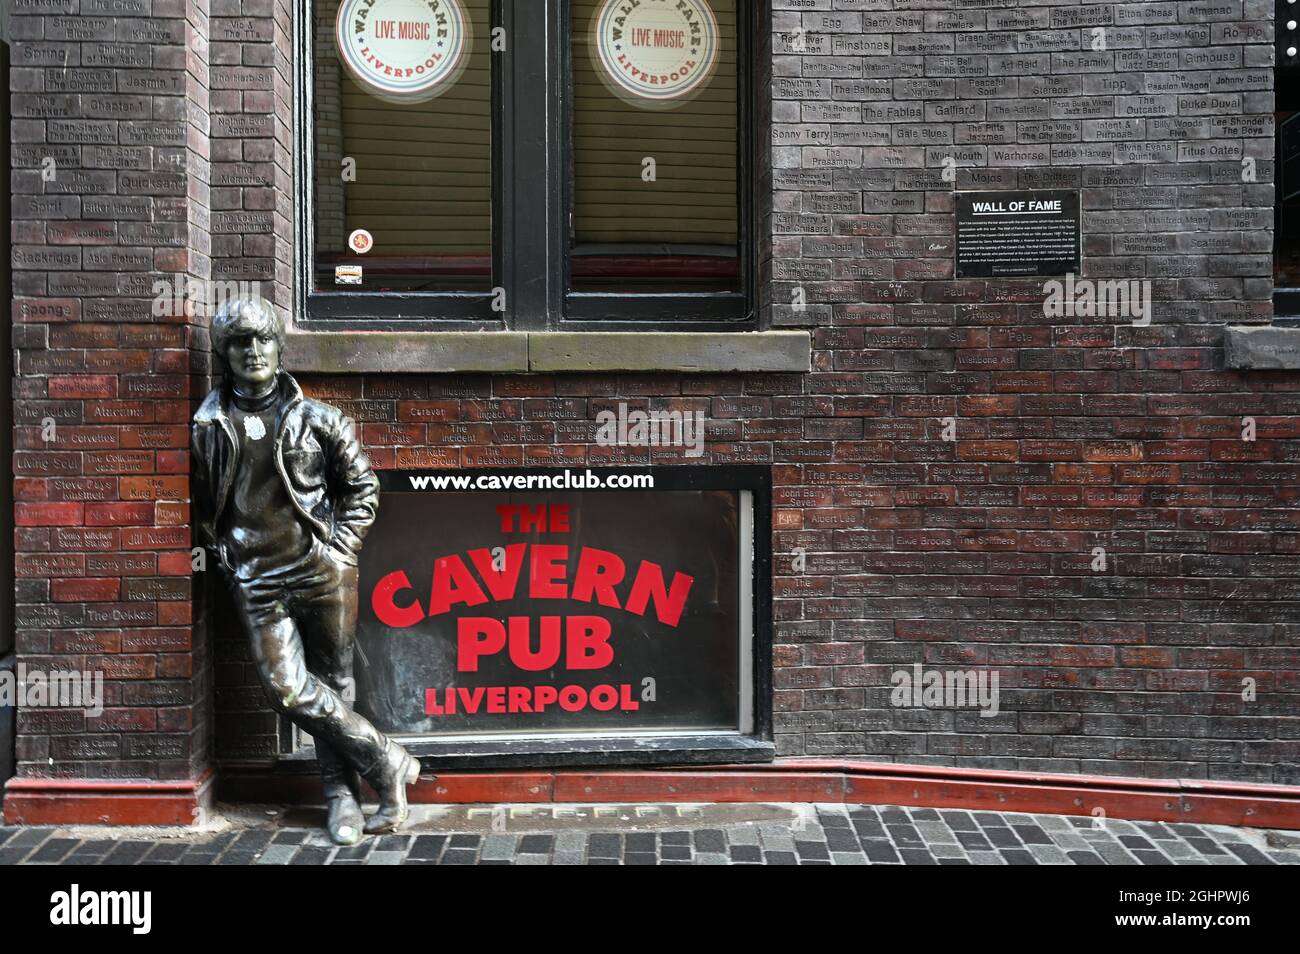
xmin=954 ymin=189 xmax=1082 ymax=279
xmin=280 ymin=465 xmax=774 ymax=770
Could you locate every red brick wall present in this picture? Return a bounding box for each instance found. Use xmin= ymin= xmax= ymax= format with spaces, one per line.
xmin=10 ymin=0 xmax=212 ymax=781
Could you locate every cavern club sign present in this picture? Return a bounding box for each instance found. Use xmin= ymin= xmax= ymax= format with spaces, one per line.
xmin=352 ymin=467 xmax=772 ymax=761
xmin=335 ymin=0 xmax=471 ymax=103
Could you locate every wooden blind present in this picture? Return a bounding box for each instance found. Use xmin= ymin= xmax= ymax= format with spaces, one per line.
xmin=570 ymin=0 xmax=739 ymax=248
xmin=323 ymin=0 xmax=493 ymax=258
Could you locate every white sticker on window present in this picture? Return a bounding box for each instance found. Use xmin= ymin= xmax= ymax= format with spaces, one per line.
xmin=348 ymin=229 xmax=374 ymax=255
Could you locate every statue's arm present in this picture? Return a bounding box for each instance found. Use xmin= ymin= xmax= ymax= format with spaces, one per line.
xmin=325 ymin=412 xmax=380 ymax=557
xmin=189 ymin=421 xmax=220 ymax=557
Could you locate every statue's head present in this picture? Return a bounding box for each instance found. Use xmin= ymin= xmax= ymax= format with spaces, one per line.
xmin=211 ymin=297 xmax=285 ymax=393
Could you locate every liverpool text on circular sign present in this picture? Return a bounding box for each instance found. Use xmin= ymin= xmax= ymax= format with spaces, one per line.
xmin=335 ymin=0 xmax=472 ymax=103
xmin=590 ymin=0 xmax=720 ymax=108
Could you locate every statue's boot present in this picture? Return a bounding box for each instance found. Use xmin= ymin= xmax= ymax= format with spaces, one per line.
xmin=362 ymin=740 xmax=421 ymax=835
xmin=318 ymin=740 xmax=365 ymax=846
xmin=326 ymin=788 xmax=365 ymax=846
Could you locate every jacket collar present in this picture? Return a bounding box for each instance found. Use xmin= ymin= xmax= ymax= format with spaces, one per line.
xmin=194 ymin=369 xmax=304 ymax=425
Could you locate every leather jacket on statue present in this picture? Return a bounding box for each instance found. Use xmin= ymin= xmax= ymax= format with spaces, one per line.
xmin=191 ymin=369 xmax=380 ymax=572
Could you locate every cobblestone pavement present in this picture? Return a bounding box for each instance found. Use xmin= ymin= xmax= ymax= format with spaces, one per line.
xmin=2 ymin=803 xmax=1298 ymax=865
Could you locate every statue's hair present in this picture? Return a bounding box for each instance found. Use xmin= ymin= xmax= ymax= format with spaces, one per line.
xmin=210 ymin=297 xmax=284 ymax=376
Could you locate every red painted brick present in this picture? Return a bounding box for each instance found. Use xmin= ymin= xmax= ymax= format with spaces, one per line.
xmin=51 ymin=577 xmax=121 ymax=602
xmin=16 ymin=502 xmax=84 ymax=526
xmin=47 ymin=375 xmax=117 ymax=399
xmin=86 ymin=502 xmax=155 ymax=526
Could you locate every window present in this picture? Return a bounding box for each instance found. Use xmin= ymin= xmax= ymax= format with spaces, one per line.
xmin=299 ymin=0 xmax=754 ymax=329
xmin=311 ymin=0 xmax=494 ymax=297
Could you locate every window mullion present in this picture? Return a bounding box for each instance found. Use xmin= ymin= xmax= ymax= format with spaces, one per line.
xmin=505 ymin=0 xmax=564 ymax=330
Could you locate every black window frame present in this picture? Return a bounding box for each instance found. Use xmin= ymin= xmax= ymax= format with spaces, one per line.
xmin=294 ymin=0 xmax=758 ymax=332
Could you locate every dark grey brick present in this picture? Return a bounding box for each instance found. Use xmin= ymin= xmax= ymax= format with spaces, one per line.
xmin=625 ymin=833 xmax=656 ymax=853
xmin=1014 ymin=826 xmax=1055 ymax=846
xmin=408 ymin=835 xmax=446 ymax=860
xmin=27 ymin=838 xmax=78 ymax=862
xmin=861 ymin=840 xmax=901 ymax=863
xmin=1224 ymin=843 xmax=1275 ymax=865
xmin=956 ymin=830 xmax=993 ymax=850
xmin=899 ymin=848 xmax=939 ymax=865
xmin=142 ymin=842 xmax=188 ymax=862
xmin=693 ymin=830 xmax=727 ymax=853
xmin=517 ymin=834 xmax=554 ymax=853
xmin=983 ymin=827 xmax=1023 ymax=848
xmin=1119 ymin=835 xmax=1158 ymax=851
xmin=588 ymin=834 xmax=621 ymax=859
xmin=794 ymin=840 xmax=831 ymax=861
xmin=730 ymin=845 xmax=762 ymax=863
xmin=102 ymin=841 xmax=153 ymax=864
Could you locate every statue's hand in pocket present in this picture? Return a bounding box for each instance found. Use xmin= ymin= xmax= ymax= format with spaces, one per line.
xmin=306 ymin=536 xmax=348 ymax=587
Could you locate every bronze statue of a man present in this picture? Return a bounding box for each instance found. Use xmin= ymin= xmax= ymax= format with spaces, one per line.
xmin=191 ymin=298 xmax=420 ymax=845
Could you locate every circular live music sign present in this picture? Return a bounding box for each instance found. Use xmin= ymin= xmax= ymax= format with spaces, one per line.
xmin=591 ymin=0 xmax=720 ymax=108
xmin=335 ymin=0 xmax=471 ymax=103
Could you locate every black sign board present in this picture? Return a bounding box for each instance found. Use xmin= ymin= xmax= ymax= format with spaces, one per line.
xmin=349 ymin=466 xmax=773 ymax=767
xmin=1283 ymin=114 xmax=1300 ymax=203
xmin=955 ymin=189 xmax=1081 ymax=278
